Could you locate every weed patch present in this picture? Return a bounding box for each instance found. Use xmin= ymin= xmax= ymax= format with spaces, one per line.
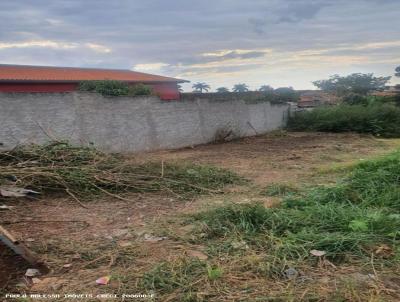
xmin=191 ymin=150 xmax=400 ymax=263
xmin=261 ymin=183 xmax=299 ymax=197
xmin=140 ymin=258 xmax=207 ymax=300
xmin=288 ymin=104 xmax=400 ymax=137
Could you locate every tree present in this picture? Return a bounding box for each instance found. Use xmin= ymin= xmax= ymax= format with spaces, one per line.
xmin=192 ymin=82 xmax=210 ymax=93
xmin=232 ymin=83 xmax=249 ymax=92
xmin=313 ymin=73 xmax=391 ymax=96
xmin=395 ymin=66 xmax=400 ymax=77
xmin=274 ymin=87 xmax=294 ymax=94
xmin=177 ymin=84 xmax=183 ymax=92
xmin=216 ymin=87 xmax=229 ymax=93
xmin=259 ymin=85 xmax=274 ymax=92
xmin=274 ymin=87 xmax=299 ymax=102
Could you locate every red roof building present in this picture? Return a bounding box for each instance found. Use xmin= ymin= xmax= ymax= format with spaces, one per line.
xmin=0 ymin=64 xmax=188 ymax=100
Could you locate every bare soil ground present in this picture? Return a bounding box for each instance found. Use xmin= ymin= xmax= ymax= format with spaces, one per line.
xmin=1 ymin=132 xmax=400 ymax=301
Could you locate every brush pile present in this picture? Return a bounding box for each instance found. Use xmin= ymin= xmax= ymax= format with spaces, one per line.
xmin=0 ymin=142 xmax=243 ymax=200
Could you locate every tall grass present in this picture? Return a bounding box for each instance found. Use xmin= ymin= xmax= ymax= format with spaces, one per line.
xmin=192 ymin=150 xmax=400 ymax=262
xmin=309 ymin=150 xmax=400 ymax=209
xmin=288 ymin=103 xmax=400 ymax=137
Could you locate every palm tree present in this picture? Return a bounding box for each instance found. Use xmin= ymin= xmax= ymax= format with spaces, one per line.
xmin=192 ymin=82 xmax=210 ymax=93
xmin=259 ymin=85 xmax=274 ymax=92
xmin=232 ymin=83 xmax=249 ymax=92
xmin=216 ymin=87 xmax=229 ymax=93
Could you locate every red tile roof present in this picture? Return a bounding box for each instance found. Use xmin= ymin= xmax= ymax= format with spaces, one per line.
xmin=0 ymin=64 xmax=187 ymax=83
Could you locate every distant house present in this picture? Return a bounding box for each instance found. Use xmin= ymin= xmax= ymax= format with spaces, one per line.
xmin=298 ymin=90 xmax=338 ymax=108
xmin=371 ymin=86 xmax=400 ymax=97
xmin=0 ymin=64 xmax=188 ymax=100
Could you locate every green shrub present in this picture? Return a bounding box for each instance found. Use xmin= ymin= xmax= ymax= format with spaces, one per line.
xmin=288 ymin=103 xmax=400 ymax=137
xmin=79 ymin=80 xmax=130 ymax=96
xmin=342 ymin=95 xmax=400 ymax=106
xmin=78 ymin=81 xmax=98 ymax=92
xmin=129 ymin=83 xmax=153 ymax=96
xmin=342 ymin=94 xmax=369 ymax=105
xmin=95 ymin=80 xmax=130 ymax=96
xmin=79 ymin=81 xmax=153 ymax=97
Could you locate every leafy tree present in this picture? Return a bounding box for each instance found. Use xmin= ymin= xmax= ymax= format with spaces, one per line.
xmin=395 ymin=66 xmax=400 ymax=77
xmin=192 ymin=82 xmax=210 ymax=93
xmin=274 ymin=87 xmax=299 ymax=102
xmin=313 ymin=73 xmax=391 ymax=96
xmin=216 ymin=87 xmax=230 ymax=93
xmin=259 ymin=85 xmax=274 ymax=92
xmin=232 ymin=83 xmax=249 ymax=92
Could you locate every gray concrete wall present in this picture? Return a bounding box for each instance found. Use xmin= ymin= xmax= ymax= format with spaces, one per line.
xmin=0 ymin=92 xmax=289 ymax=152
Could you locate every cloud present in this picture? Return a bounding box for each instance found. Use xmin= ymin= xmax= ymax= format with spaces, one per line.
xmin=202 ymin=50 xmax=266 ymax=60
xmin=0 ymin=40 xmax=111 ymax=53
xmin=85 ymin=43 xmax=112 ymax=53
xmin=0 ymin=0 xmax=399 ymax=90
xmin=133 ymin=63 xmax=169 ymax=72
xmin=0 ymin=40 xmax=77 ymax=50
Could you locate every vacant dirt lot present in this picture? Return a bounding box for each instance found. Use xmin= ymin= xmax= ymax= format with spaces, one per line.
xmin=1 ymin=131 xmax=400 ymax=301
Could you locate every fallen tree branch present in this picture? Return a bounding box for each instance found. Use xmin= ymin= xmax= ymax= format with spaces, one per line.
xmin=90 ymin=183 xmax=137 ymax=202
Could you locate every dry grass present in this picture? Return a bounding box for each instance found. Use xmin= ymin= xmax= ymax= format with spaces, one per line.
xmin=0 ymin=141 xmax=244 ymax=202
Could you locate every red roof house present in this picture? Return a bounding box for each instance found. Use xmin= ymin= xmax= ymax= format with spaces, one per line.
xmin=0 ymin=64 xmax=188 ymax=100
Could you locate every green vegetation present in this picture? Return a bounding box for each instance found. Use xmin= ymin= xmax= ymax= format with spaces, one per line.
xmin=313 ymin=73 xmax=391 ymax=96
xmin=342 ymin=94 xmax=400 ymax=106
xmin=141 ymin=258 xmax=207 ymax=299
xmin=0 ymin=141 xmax=244 ymax=199
xmin=128 ymin=83 xmax=153 ymax=96
xmin=206 ymin=265 xmax=223 ymax=280
xmin=261 ymin=183 xmax=298 ymax=197
xmin=191 ymin=150 xmax=400 ymax=263
xmin=192 ymin=82 xmax=210 ymax=93
xmin=258 ymin=85 xmax=274 ymax=92
xmin=232 ymin=83 xmax=249 ymax=92
xmin=216 ymin=87 xmax=229 ymax=93
xmin=273 ymin=87 xmax=299 ymax=102
xmin=297 ymin=73 xmax=399 ymax=137
xmin=79 ymin=80 xmax=152 ymax=96
xmin=288 ymin=103 xmax=400 ymax=137
xmin=140 ymin=259 xmax=224 ymax=300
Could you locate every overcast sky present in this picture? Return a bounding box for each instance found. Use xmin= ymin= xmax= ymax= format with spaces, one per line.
xmin=0 ymin=0 xmax=399 ymax=91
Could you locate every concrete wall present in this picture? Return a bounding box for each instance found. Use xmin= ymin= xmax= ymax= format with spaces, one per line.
xmin=0 ymin=92 xmax=289 ymax=153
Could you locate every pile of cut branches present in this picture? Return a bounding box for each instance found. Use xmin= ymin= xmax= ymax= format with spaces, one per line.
xmin=0 ymin=142 xmax=243 ymax=201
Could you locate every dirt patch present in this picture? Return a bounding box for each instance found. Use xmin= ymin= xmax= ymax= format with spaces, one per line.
xmin=1 ymin=132 xmax=399 ymax=300
xmin=0 ymin=242 xmax=31 ymax=290
xmin=133 ymin=132 xmax=399 ymax=186
xmin=1 ymin=194 xmax=180 ymax=242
